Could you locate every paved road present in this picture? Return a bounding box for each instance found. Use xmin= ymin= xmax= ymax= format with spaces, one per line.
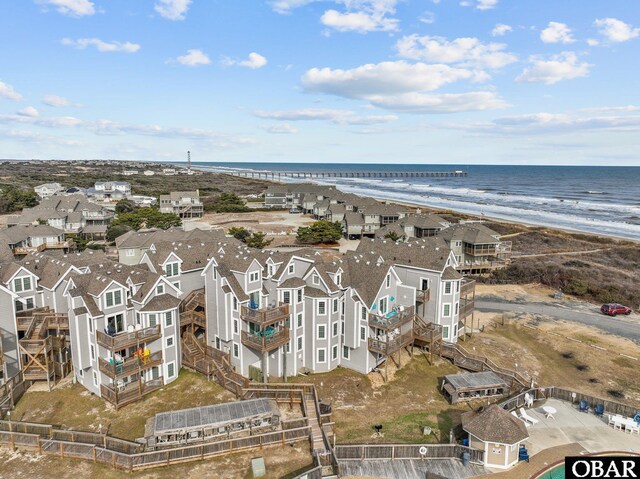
xmin=475 ymin=298 xmax=640 ymax=342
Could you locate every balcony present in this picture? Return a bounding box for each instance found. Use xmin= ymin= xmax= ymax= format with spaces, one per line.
xmin=464 ymin=244 xmax=498 ymax=257
xmin=368 ymin=306 xmax=415 ymax=331
xmin=179 ymin=310 xmax=206 ymax=329
xmin=100 ymin=377 xmax=164 ymax=409
xmin=96 ymin=325 xmax=161 ymax=351
xmin=98 ymin=351 xmax=163 ymax=379
xmin=416 ymin=289 xmax=430 ymax=304
xmin=460 ymin=279 xmax=476 ymax=297
xmin=241 ymin=303 xmax=289 ymax=327
xmin=413 ymin=321 xmax=442 ymax=343
xmin=241 ymin=327 xmax=289 ymax=353
xmin=459 ymin=300 xmax=475 ymax=319
xmin=368 ymin=330 xmax=414 ymax=356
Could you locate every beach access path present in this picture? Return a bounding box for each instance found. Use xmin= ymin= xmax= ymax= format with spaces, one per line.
xmin=475 ymin=297 xmax=640 ymax=342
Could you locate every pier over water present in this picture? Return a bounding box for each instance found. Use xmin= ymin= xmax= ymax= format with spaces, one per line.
xmin=227 ymin=170 xmax=468 ymax=179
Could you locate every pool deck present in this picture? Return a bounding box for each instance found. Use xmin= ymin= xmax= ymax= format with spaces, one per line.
xmin=339 ymin=458 xmax=485 ymax=479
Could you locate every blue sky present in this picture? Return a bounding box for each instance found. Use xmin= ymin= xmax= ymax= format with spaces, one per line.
xmin=0 ymin=0 xmax=639 ymax=165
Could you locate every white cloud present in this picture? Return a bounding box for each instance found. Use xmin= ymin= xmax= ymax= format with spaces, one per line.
xmin=224 ymin=52 xmax=268 ymax=69
xmin=594 ymin=18 xmax=640 ymax=43
xmin=271 ymin=0 xmax=399 ymax=33
xmin=61 ymin=38 xmax=140 ymax=53
xmin=461 ymin=0 xmax=497 ymax=10
xmin=491 ymin=24 xmax=512 ymax=37
xmin=17 ymin=107 xmax=39 ymax=118
xmin=255 ymin=108 xmax=398 ymax=124
xmin=38 ymin=0 xmax=95 ymax=17
xmin=43 ymin=94 xmax=72 ymax=107
xmin=176 ymin=49 xmax=211 ymax=67
xmin=580 ymin=105 xmax=640 ymax=114
xmin=419 ymin=11 xmax=435 ymax=24
xmin=154 ymin=0 xmax=192 ymax=21
xmin=587 ymin=38 xmax=599 ymax=46
xmin=0 ymin=81 xmax=22 ymax=101
xmin=0 ymin=114 xmax=82 ymax=128
xmin=516 ymin=52 xmax=591 ymax=85
xmin=396 ymin=35 xmax=517 ymax=69
xmin=363 ymin=91 xmax=509 ymax=113
xmin=259 ymin=123 xmax=299 ymax=134
xmin=540 ymin=22 xmax=575 ymax=44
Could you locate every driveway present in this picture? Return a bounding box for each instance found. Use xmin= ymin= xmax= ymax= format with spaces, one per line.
xmin=475 ymin=297 xmax=640 ymax=342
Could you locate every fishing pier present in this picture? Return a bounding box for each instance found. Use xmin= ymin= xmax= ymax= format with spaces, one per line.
xmin=227 ymin=170 xmax=468 ymax=179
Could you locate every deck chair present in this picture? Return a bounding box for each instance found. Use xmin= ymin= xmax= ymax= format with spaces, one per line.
xmin=512 ymin=411 xmax=529 ymax=427
xmin=518 ymin=445 xmax=530 ymax=463
xmin=579 ymin=400 xmax=590 ymax=413
xmin=594 ymin=404 xmax=605 ymax=417
xmin=519 ymin=407 xmax=539 ymax=425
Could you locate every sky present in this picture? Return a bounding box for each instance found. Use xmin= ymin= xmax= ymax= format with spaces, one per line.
xmin=0 ymin=0 xmax=639 ymax=165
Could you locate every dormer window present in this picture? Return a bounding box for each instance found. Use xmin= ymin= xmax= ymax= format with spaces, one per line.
xmin=165 ymin=262 xmax=179 ymax=277
xmin=312 ymin=275 xmax=320 ymax=285
xmin=156 ymin=283 xmax=165 ymax=295
xmin=105 ymin=290 xmax=122 ymax=307
xmin=249 ymin=271 xmax=259 ymax=282
xmin=14 ymin=276 xmax=32 ymax=292
xmin=336 ymin=275 xmax=341 ymax=287
xmin=288 ymin=264 xmax=294 ymax=274
xmin=386 ymin=274 xmax=390 ymax=288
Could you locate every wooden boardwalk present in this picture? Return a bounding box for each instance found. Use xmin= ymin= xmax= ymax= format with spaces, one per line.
xmin=339 ymin=458 xmax=484 ymax=479
xmin=228 ymin=170 xmax=468 ymax=179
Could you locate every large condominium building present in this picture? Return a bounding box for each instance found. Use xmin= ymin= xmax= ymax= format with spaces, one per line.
xmin=88 ymin=181 xmax=132 ymax=201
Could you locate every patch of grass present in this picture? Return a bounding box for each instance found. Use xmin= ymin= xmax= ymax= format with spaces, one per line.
xmin=12 ymin=369 xmax=234 ymax=440
xmin=612 ymin=357 xmax=637 ymax=369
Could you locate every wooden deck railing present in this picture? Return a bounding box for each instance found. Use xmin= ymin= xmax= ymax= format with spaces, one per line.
xmin=240 ymin=303 xmax=289 ymax=326
xmin=416 ymin=288 xmax=430 ymax=303
xmin=98 ymin=351 xmax=163 ymax=379
xmin=460 ymin=279 xmax=475 ymax=296
xmin=368 ymin=330 xmax=414 ymax=355
xmin=368 ymin=306 xmax=415 ymax=330
xmin=179 ymin=310 xmax=206 ymax=329
xmin=241 ymin=328 xmax=289 ymax=352
xmin=334 ymin=444 xmax=484 ymax=464
xmin=100 ymin=378 xmax=164 ymax=409
xmin=96 ymin=325 xmax=161 ymax=351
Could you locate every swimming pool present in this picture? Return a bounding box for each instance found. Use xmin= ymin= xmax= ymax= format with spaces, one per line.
xmin=536 ymin=464 xmax=564 ymax=479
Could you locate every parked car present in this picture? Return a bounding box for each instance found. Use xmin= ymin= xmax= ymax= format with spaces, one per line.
xmin=600 ymin=303 xmax=632 ymax=316
xmin=289 ymin=209 xmax=302 ymax=214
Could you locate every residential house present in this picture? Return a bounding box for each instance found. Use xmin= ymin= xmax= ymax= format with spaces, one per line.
xmin=159 ymin=191 xmax=204 ymax=218
xmin=34 ymin=183 xmax=64 ymax=199
xmin=88 ymin=181 xmax=132 ymax=201
xmin=437 ymin=223 xmax=512 ymax=273
xmin=0 ymin=225 xmax=73 ymax=256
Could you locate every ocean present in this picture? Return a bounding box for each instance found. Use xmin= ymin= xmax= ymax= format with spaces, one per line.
xmin=188 ymin=163 xmax=640 ymax=241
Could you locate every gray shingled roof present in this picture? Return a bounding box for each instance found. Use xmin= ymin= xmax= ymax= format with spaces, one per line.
xmin=462 ymin=404 xmax=529 ymax=444
xmin=279 ymin=277 xmax=307 ymax=288
xmin=139 ymin=294 xmax=181 ymax=312
xmin=437 ymin=224 xmax=500 ymax=245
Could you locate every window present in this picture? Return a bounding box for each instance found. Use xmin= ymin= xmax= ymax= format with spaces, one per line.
xmin=317 ymin=348 xmax=326 ymax=363
xmin=317 ymin=301 xmax=326 ymax=315
xmin=288 ymin=264 xmax=294 ymax=274
xmin=297 ymin=289 xmax=302 ymax=303
xmin=15 ymin=297 xmax=34 ymax=312
xmin=90 ymin=345 xmax=95 ymax=360
xmin=107 ymin=313 xmax=125 ymax=334
xmin=14 ymin=277 xmax=32 ymax=292
xmin=164 ymin=263 xmax=179 ymax=277
xmin=233 ymin=320 xmax=238 ymax=334
xmin=283 ymin=291 xmax=291 ymax=304
xmin=135 ymin=313 xmax=141 ymax=326
xmin=332 ymin=322 xmax=338 ymax=337
xmin=456 ymin=281 xmax=460 ymax=292
xmin=215 ymin=336 xmax=221 ymax=349
xmin=444 ymin=282 xmax=452 ymax=294
xmin=149 ymin=313 xmax=157 ymax=327
xmin=332 ymin=298 xmax=338 ymax=313
xmin=342 ymin=346 xmax=350 ymax=359
xmin=360 ymin=327 xmax=366 ymax=341
xmin=455 ymin=303 xmax=459 ymax=315
xmin=341 ymin=321 xmax=345 ymax=335
xmin=156 ymin=284 xmax=164 ymax=295
xmin=268 ymin=265 xmax=274 ymax=277
xmin=332 ymin=345 xmax=338 ymax=360
xmin=297 ymin=336 xmax=303 ymax=351
xmin=165 ymin=311 xmax=173 ymax=327
xmin=167 ymin=362 xmax=175 ymax=378
xmin=166 ymin=336 xmax=174 ymax=347
xmin=453 ymin=325 xmax=458 ymax=338
xmin=249 ymin=271 xmax=259 ymax=282
xmin=88 ymin=317 xmax=93 ymax=332
xmin=233 ymin=297 xmax=238 ymax=311
xmin=317 ymin=324 xmax=326 ymax=339
xmin=233 ymin=343 xmax=239 ymax=358
xmin=312 ymin=275 xmax=320 ymax=285
xmin=361 ymin=306 xmax=367 ymax=320
xmin=93 ymin=371 xmax=98 ymax=387
xmin=126 ymin=249 xmax=135 ymax=257
xmin=297 ymin=313 xmax=303 ymax=328
xmin=212 ymin=267 xmax=217 ymax=280
xmin=386 ymin=274 xmax=390 ymax=288
xmin=336 ymin=274 xmax=341 ymax=286
xmin=442 ymin=325 xmax=450 ymax=339
xmin=443 ymin=304 xmax=451 ymax=317
xmin=173 ymin=282 xmax=180 ymax=289
xmin=105 ymin=290 xmax=122 ymax=307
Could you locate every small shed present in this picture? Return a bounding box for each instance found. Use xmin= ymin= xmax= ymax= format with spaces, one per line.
xmin=462 ymin=404 xmax=529 ymax=469
xmin=148 ymin=398 xmax=280 ymax=448
xmin=442 ymin=371 xmax=509 ymax=404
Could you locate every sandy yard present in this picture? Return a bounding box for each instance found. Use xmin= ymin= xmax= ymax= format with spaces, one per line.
xmin=203 ymin=210 xmax=315 ymax=236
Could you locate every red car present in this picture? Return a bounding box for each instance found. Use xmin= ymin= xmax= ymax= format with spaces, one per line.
xmin=600 ymin=303 xmax=632 ymax=316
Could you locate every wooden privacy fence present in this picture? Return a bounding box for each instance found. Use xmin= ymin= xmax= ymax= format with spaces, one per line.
xmin=0 ymin=425 xmax=311 ymax=472
xmin=334 ymin=444 xmax=484 ymax=464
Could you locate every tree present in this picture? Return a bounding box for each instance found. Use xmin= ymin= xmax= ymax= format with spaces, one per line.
xmin=0 ymin=186 xmax=38 ymax=213
xmin=384 ymin=231 xmax=405 ymax=242
xmin=205 ymin=192 xmax=250 ymax=213
xmin=115 ymin=198 xmax=137 ymax=214
xmin=108 ymin=207 xmax=181 ymax=241
xmin=228 ymin=226 xmax=251 ymax=242
xmin=246 ymin=231 xmax=272 ymax=249
xmin=297 ymin=220 xmax=343 ymax=244
xmin=106 ymin=224 xmax=133 ymax=242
